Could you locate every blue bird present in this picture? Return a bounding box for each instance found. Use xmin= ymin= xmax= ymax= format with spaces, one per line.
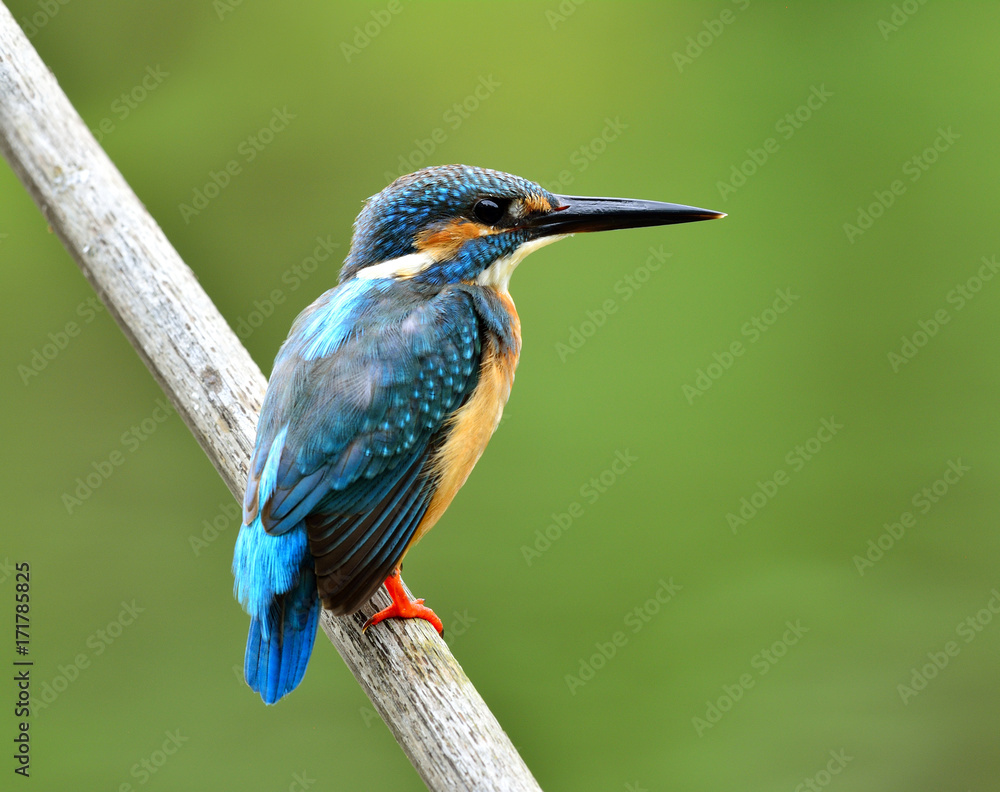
xmin=232 ymin=164 xmax=723 ymax=703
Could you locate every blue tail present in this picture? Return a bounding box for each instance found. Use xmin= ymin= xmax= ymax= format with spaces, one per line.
xmin=244 ymin=566 xmax=320 ymax=704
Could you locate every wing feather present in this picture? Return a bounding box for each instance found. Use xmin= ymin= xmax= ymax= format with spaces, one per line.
xmin=245 ymin=279 xmax=482 ymax=614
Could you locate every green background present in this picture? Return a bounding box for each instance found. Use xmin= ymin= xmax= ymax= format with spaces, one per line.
xmin=3 ymin=2 xmax=999 ymax=790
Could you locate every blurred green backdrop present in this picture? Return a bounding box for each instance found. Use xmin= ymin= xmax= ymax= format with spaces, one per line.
xmin=3 ymin=2 xmax=1000 ymax=790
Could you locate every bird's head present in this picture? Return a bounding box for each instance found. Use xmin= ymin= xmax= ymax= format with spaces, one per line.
xmin=339 ymin=164 xmax=723 ymax=289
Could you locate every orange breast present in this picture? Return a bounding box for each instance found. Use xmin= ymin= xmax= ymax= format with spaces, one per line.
xmin=403 ymin=294 xmax=521 ymax=554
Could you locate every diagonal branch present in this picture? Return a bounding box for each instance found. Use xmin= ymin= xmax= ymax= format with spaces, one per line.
xmin=0 ymin=5 xmax=541 ymax=790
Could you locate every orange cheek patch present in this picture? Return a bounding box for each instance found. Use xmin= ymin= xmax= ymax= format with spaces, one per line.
xmin=416 ymin=220 xmax=488 ymax=260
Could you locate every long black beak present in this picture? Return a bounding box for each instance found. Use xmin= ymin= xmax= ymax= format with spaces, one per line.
xmin=529 ymin=194 xmax=725 ymax=237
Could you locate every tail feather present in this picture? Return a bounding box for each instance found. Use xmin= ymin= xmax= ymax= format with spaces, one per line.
xmin=244 ymin=566 xmax=320 ymax=704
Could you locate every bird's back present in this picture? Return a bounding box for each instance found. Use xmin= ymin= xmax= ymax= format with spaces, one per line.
xmin=240 ymin=277 xmax=519 ymax=617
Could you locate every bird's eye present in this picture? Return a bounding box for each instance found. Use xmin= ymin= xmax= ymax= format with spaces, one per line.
xmin=472 ymin=198 xmax=508 ymax=226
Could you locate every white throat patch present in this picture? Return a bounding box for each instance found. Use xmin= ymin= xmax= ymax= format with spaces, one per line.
xmin=475 ymin=235 xmax=569 ymax=292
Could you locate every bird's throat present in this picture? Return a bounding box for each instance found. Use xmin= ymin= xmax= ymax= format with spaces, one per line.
xmin=475 ymin=235 xmax=568 ymax=293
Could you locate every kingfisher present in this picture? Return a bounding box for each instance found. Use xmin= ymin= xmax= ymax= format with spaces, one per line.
xmin=232 ymin=164 xmax=723 ymax=704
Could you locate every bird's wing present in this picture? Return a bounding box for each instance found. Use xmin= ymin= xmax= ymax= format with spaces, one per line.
xmin=243 ymin=279 xmax=482 ymax=614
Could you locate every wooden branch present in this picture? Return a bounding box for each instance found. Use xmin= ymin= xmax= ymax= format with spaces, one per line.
xmin=0 ymin=6 xmax=542 ymax=790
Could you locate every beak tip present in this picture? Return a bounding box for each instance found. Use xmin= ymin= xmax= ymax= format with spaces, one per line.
xmin=690 ymin=207 xmax=725 ymax=220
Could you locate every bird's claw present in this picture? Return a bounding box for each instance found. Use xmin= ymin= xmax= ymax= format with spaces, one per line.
xmin=361 ymin=571 xmax=444 ymax=635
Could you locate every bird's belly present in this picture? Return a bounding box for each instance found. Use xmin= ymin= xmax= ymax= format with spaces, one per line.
xmin=406 ymin=336 xmax=518 ymax=550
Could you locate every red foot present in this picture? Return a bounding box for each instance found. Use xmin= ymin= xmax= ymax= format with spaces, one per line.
xmin=362 ymin=570 xmax=444 ymax=635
